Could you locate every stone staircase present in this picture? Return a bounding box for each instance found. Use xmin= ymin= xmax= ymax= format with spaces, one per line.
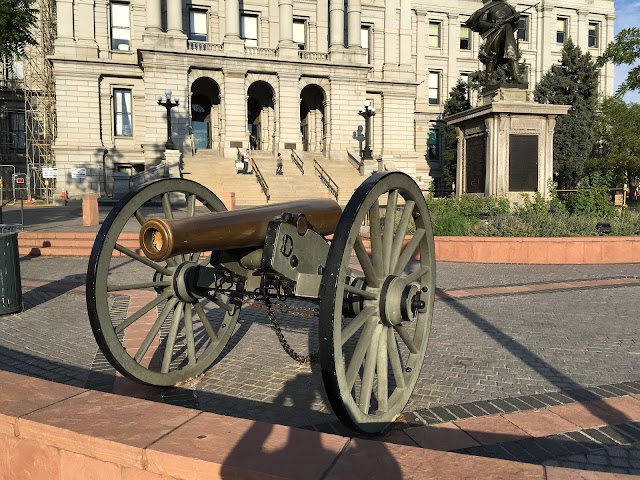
xmin=298 ymin=151 xmax=366 ymax=205
xmin=181 ymin=150 xmax=267 ymax=207
xmin=181 ymin=149 xmax=366 ymax=207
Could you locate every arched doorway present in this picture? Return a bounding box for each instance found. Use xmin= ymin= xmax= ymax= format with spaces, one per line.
xmin=300 ymin=84 xmax=325 ymax=153
xmin=190 ymin=77 xmax=221 ymax=152
xmin=247 ymin=81 xmax=275 ymax=152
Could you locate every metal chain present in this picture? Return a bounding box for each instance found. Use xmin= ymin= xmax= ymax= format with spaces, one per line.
xmin=237 ymin=294 xmax=319 ymax=364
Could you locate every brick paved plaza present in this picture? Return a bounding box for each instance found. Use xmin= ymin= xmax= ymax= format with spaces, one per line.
xmin=1 ymin=256 xmax=639 ymax=475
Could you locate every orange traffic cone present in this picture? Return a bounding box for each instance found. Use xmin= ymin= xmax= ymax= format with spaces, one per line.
xmin=60 ymin=190 xmax=68 ymax=206
xmin=26 ymin=193 xmax=35 ymax=204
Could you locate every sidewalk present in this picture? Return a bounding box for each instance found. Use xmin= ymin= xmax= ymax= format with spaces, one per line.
xmin=0 ymin=201 xmax=639 ymax=477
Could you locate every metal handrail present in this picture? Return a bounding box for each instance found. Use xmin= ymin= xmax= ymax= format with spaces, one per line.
xmin=290 ymin=150 xmax=304 ymax=174
xmin=251 ymin=158 xmax=270 ymax=202
xmin=313 ymin=160 xmax=339 ymax=201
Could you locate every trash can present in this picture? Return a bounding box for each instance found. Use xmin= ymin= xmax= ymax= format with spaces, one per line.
xmin=0 ymin=225 xmax=22 ymax=315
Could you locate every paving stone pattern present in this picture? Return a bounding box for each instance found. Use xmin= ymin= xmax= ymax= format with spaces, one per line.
xmin=1 ymin=257 xmax=639 ymax=474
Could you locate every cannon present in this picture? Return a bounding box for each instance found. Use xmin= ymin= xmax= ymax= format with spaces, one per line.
xmin=86 ymin=172 xmax=435 ymax=433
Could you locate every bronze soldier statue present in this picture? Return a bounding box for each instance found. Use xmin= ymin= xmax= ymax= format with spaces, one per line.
xmin=464 ymin=0 xmax=524 ymax=84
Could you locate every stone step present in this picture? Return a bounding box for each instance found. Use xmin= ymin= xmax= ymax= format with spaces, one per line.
xmin=18 ymin=232 xmax=141 ymax=257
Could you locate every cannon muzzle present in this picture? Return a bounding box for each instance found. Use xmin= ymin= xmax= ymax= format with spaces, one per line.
xmin=139 ymin=199 xmax=342 ymax=262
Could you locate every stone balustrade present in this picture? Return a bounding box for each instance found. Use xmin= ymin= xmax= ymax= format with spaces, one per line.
xmin=187 ymin=41 xmax=224 ymax=52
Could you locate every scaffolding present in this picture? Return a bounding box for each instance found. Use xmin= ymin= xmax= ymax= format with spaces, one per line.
xmin=23 ymin=0 xmax=56 ymax=199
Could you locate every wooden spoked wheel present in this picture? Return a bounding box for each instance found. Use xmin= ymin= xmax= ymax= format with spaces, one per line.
xmin=319 ymin=172 xmax=436 ymax=434
xmin=87 ymin=178 xmax=240 ymax=386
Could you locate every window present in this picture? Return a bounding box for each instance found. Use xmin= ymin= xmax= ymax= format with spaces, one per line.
xmin=241 ymin=14 xmax=258 ymax=46
xmin=460 ymin=73 xmax=470 ymax=99
xmin=110 ymin=2 xmax=131 ymax=51
xmin=293 ymin=19 xmax=306 ymax=50
xmin=114 ymin=89 xmax=133 ymax=136
xmin=556 ymin=17 xmax=567 ymax=44
xmin=8 ymin=112 xmax=25 ymax=149
xmin=460 ymin=25 xmax=471 ymax=50
xmin=428 ymin=72 xmax=440 ymax=105
xmin=428 ymin=22 xmax=441 ymax=48
xmin=517 ymin=15 xmax=528 ymax=42
xmin=361 ymin=25 xmax=371 ymax=63
xmin=588 ymin=22 xmax=599 ymax=48
xmin=428 ymin=128 xmax=439 ymax=161
xmin=189 ymin=9 xmax=207 ymax=42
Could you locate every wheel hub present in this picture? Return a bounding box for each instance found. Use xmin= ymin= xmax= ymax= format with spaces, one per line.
xmin=379 ymin=276 xmax=422 ymax=327
xmin=172 ymin=262 xmax=202 ymax=302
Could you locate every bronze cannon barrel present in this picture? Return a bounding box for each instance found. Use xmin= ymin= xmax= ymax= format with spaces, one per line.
xmin=139 ymin=199 xmax=342 ymax=262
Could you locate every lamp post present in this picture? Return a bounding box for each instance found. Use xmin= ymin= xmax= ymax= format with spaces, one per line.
xmin=358 ymin=100 xmax=376 ymax=160
xmin=157 ymin=88 xmax=179 ymax=150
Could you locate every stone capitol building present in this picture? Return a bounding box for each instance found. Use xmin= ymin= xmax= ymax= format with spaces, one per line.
xmin=47 ymin=0 xmax=615 ymax=196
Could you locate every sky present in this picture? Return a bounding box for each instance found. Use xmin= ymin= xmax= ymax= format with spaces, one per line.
xmin=613 ymin=0 xmax=640 ymax=103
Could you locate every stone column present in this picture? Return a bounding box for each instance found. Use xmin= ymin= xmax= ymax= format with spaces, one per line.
xmin=329 ymin=0 xmax=344 ymax=50
xmin=222 ymin=69 xmax=247 ymax=156
xmin=577 ymin=10 xmax=588 ymax=50
xmin=604 ymin=14 xmax=616 ymax=95
xmin=316 ymin=0 xmax=329 ymax=52
xmin=56 ymin=0 xmax=74 ymax=40
xmin=167 ymin=0 xmax=183 ymax=35
xmin=145 ymin=0 xmax=161 ymax=33
xmin=399 ymin=0 xmax=411 ymax=66
xmin=278 ymin=0 xmax=298 ymax=57
xmin=347 ymin=0 xmax=361 ymax=49
xmin=224 ymin=0 xmax=244 ymax=53
xmin=225 ymin=0 xmax=241 ymax=40
xmin=279 ymin=0 xmax=293 ymax=46
xmin=446 ymin=13 xmax=459 ymax=94
xmin=75 ymin=0 xmax=98 ymax=57
xmin=277 ymin=73 xmax=301 ymax=150
xmin=415 ymin=10 xmax=428 ymax=110
xmin=384 ymin=0 xmax=397 ymax=67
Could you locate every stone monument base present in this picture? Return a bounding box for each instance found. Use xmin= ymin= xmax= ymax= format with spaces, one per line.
xmin=446 ymin=87 xmax=569 ymax=203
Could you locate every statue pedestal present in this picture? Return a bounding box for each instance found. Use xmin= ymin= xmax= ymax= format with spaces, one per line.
xmin=446 ymin=87 xmax=570 ymax=203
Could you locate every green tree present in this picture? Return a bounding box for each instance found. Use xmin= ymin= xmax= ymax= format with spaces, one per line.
xmin=0 ymin=0 xmax=37 ymax=60
xmin=588 ymin=97 xmax=640 ymax=189
xmin=441 ymin=80 xmax=471 ymax=190
xmin=534 ymin=39 xmax=600 ymax=188
xmin=597 ymin=27 xmax=640 ymax=97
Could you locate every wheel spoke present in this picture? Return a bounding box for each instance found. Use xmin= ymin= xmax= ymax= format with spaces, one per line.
xmin=190 ymin=251 xmax=202 ymax=263
xmin=343 ymin=283 xmax=377 ymax=300
xmin=134 ymin=210 xmax=147 ymax=226
xmin=354 ymin=237 xmax=380 ymax=288
xmin=382 ymin=190 xmax=398 ymax=274
xmin=393 ymin=229 xmax=426 ymax=276
xmin=341 ymin=306 xmax=376 ymax=346
xmin=346 ymin=318 xmax=377 ymax=390
xmin=204 ymin=293 xmax=235 ymax=313
xmin=358 ymin=324 xmax=382 ymax=412
xmin=134 ymin=297 xmax=178 ymax=362
xmin=187 ymin=194 xmax=196 ymax=217
xmin=115 ymin=289 xmax=172 ymax=334
xmin=376 ymin=328 xmax=389 ymax=412
xmin=394 ymin=324 xmax=418 ymax=354
xmin=162 ymin=193 xmax=174 ymax=220
xmin=161 ymin=302 xmax=183 ymax=373
xmin=389 ymin=200 xmax=415 ymax=274
xmin=184 ymin=303 xmax=197 ymax=366
xmin=387 ymin=328 xmax=406 ymax=389
xmin=402 ymin=264 xmax=431 ymax=286
xmin=107 ymin=281 xmax=171 ymax=292
xmin=194 ymin=301 xmax=219 ymax=342
xmin=369 ymin=201 xmax=384 ymax=278
xmin=114 ymin=243 xmax=173 ymax=276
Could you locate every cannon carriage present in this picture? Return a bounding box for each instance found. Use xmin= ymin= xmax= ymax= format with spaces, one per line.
xmin=86 ymin=172 xmax=436 ymax=433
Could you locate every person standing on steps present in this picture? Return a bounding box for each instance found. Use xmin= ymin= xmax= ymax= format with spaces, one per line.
xmin=243 ymin=148 xmax=251 ymax=174
xmin=276 ymin=152 xmax=283 ymax=175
